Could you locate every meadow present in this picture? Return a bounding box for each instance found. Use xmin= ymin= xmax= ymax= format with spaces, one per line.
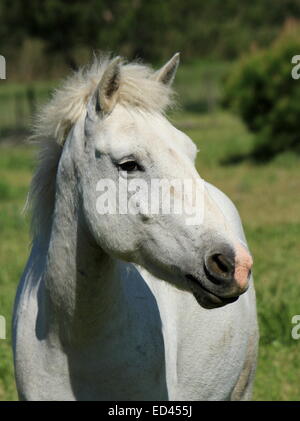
xmin=0 ymin=61 xmax=299 ymax=400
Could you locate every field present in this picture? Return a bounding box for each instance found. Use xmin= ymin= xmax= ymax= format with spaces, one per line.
xmin=0 ymin=63 xmax=299 ymax=400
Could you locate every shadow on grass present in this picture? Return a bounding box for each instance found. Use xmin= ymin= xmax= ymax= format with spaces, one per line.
xmin=182 ymin=100 xmax=214 ymax=114
xmin=0 ymin=127 xmax=30 ymax=145
xmin=221 ymin=151 xmax=272 ymax=165
xmin=221 ymin=146 xmax=300 ymax=166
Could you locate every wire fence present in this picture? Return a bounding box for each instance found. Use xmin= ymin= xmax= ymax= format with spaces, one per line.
xmin=0 ymin=62 xmax=229 ymax=143
xmin=0 ymin=83 xmax=54 ymax=141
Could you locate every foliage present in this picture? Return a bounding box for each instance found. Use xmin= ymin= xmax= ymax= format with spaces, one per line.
xmin=223 ymin=21 xmax=300 ymax=159
xmin=2 ymin=1 xmax=300 ymax=68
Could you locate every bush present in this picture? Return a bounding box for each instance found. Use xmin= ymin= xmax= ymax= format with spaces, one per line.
xmin=223 ymin=21 xmax=300 ymax=159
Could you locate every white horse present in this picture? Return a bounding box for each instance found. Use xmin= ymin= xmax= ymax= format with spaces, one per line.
xmin=13 ymin=54 xmax=258 ymax=401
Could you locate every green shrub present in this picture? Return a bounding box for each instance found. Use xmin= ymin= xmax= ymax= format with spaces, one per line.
xmin=223 ymin=22 xmax=300 ymax=159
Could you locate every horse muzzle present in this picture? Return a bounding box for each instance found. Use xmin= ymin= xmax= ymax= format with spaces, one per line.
xmin=186 ymin=242 xmax=253 ymax=309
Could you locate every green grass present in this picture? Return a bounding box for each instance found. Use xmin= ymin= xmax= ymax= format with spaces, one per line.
xmin=0 ymin=74 xmax=299 ymax=399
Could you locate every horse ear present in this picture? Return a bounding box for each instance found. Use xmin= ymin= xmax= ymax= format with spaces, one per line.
xmin=152 ymin=53 xmax=180 ymax=86
xmin=96 ymin=56 xmax=122 ymax=114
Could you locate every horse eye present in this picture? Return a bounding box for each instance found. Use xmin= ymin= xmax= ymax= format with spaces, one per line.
xmin=118 ymin=161 xmax=139 ymax=172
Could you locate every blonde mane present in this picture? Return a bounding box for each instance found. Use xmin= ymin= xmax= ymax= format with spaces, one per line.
xmin=28 ymin=55 xmax=176 ymax=242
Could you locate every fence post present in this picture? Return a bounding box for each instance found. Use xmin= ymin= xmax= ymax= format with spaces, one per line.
xmin=27 ymin=85 xmax=36 ymax=118
xmin=15 ymin=92 xmax=24 ymax=129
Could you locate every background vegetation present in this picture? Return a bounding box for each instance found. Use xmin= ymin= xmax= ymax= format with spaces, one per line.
xmin=0 ymin=0 xmax=299 ymax=401
xmin=3 ymin=0 xmax=300 ymax=67
xmin=224 ymin=21 xmax=300 ymax=160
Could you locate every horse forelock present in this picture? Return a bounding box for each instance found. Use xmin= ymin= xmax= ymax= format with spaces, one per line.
xmin=27 ymin=55 xmax=176 ymax=242
xmin=32 ymin=54 xmax=175 ymax=146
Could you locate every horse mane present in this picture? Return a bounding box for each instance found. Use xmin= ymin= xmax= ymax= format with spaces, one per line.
xmin=28 ymin=55 xmax=176 ymax=242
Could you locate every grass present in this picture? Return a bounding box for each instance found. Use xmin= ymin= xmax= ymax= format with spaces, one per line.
xmin=0 ymin=68 xmax=299 ymax=400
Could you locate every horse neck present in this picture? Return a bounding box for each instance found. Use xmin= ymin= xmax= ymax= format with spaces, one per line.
xmin=42 ymin=163 xmax=127 ymax=347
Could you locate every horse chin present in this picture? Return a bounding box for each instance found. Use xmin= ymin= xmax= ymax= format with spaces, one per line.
xmin=192 ymin=290 xmax=239 ymax=309
xmin=186 ymin=276 xmax=240 ymax=309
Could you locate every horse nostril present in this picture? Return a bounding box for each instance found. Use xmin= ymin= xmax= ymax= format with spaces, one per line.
xmin=205 ymin=253 xmax=234 ymax=284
